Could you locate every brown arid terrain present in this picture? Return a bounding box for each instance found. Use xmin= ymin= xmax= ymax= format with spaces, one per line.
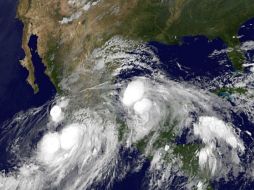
xmin=17 ymin=0 xmax=254 ymax=92
xmin=17 ymin=0 xmax=139 ymax=92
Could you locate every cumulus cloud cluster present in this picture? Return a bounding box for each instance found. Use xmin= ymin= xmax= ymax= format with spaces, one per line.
xmin=194 ymin=116 xmax=244 ymax=151
xmin=194 ymin=116 xmax=244 ymax=176
xmin=0 ymin=105 xmax=118 ymax=190
xmin=0 ymin=36 xmax=252 ymax=190
xmin=120 ymin=75 xmax=225 ymax=145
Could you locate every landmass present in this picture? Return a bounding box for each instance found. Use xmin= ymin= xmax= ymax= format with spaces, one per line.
xmin=14 ymin=1 xmax=254 ymax=187
xmin=17 ymin=0 xmax=254 ymax=92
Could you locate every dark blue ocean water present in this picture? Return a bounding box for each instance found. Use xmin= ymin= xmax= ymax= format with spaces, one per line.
xmin=0 ymin=0 xmax=55 ymax=171
xmin=239 ymin=17 xmax=254 ymax=74
xmin=116 ymin=18 xmax=254 ymax=190
xmin=1 ymin=0 xmax=254 ymax=189
xmin=0 ymin=0 xmax=56 ymax=125
xmin=149 ymin=36 xmax=233 ymax=81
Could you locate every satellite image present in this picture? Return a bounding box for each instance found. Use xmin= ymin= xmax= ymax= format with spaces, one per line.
xmin=1 ymin=0 xmax=254 ymax=189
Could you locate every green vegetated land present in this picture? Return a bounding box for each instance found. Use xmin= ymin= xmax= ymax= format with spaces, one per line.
xmin=214 ymin=87 xmax=248 ymax=95
xmin=44 ymin=37 xmax=62 ymax=92
xmin=39 ymin=0 xmax=254 ymax=92
xmin=133 ymin=118 xmax=202 ymax=175
xmin=173 ymin=144 xmax=200 ymax=175
xmin=21 ymin=0 xmax=254 ymax=93
xmin=121 ymin=0 xmax=254 ymax=70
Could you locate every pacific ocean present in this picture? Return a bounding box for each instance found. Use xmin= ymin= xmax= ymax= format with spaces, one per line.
xmin=0 ymin=0 xmax=55 ymax=171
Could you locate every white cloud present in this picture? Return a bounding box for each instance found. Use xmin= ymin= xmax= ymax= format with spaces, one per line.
xmin=122 ymin=80 xmax=145 ymax=107
xmin=198 ymin=144 xmax=218 ymax=175
xmin=133 ymin=98 xmax=152 ymax=116
xmin=194 ymin=116 xmax=244 ymax=151
xmin=194 ymin=116 xmax=244 ymax=176
xmin=241 ymin=41 xmax=254 ymax=51
xmin=59 ymin=124 xmax=82 ymax=150
xmin=50 ymin=105 xmax=64 ymax=123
